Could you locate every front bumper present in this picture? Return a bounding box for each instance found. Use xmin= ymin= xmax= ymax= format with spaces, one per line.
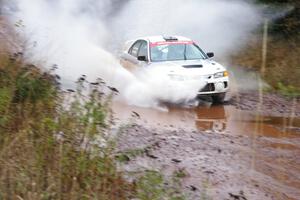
xmin=198 ymin=77 xmax=229 ymax=95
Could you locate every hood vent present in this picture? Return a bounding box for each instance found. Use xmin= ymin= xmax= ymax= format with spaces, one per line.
xmin=182 ymin=65 xmax=203 ymax=68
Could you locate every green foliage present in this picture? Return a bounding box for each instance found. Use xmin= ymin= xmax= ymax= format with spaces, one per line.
xmin=200 ymin=180 xmax=213 ymax=200
xmin=115 ymin=153 xmax=131 ymax=163
xmin=232 ymin=0 xmax=300 ymax=94
xmin=231 ymin=29 xmax=299 ymax=94
xmin=277 ymin=82 xmax=300 ymax=97
xmin=173 ymin=168 xmax=187 ymax=179
xmin=135 ymin=170 xmax=187 ymax=200
xmin=0 ymin=54 xmax=135 ymax=199
xmin=0 ymin=87 xmax=12 ymax=126
xmin=137 ymin=170 xmax=165 ymax=200
xmin=115 ymin=148 xmax=146 ymax=163
xmin=14 ymin=69 xmax=55 ymax=103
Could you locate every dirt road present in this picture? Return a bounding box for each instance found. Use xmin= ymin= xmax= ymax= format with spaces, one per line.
xmin=115 ymin=91 xmax=300 ymax=200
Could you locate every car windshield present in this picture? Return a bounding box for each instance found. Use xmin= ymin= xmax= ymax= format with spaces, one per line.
xmin=150 ymin=43 xmax=208 ymax=62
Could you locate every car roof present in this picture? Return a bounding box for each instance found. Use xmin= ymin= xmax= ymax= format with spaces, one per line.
xmin=135 ymin=35 xmax=192 ymax=43
xmin=123 ymin=36 xmax=194 ymax=51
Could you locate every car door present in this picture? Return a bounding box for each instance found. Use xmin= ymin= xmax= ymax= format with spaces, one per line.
xmin=121 ymin=40 xmax=149 ymax=71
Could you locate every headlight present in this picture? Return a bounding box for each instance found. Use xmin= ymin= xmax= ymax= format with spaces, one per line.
xmin=168 ymin=74 xmax=186 ymax=81
xmin=214 ymin=71 xmax=228 ymax=79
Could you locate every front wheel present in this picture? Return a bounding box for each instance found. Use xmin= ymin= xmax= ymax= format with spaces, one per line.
xmin=212 ymin=93 xmax=226 ymax=104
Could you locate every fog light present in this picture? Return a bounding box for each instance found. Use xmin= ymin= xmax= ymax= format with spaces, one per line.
xmin=223 ymin=71 xmax=229 ymax=77
xmin=215 ymin=82 xmax=224 ymax=91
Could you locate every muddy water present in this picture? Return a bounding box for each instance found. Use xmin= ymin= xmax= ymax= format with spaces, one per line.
xmin=113 ymin=101 xmax=300 ymax=199
xmin=112 ymin=101 xmax=300 ymax=138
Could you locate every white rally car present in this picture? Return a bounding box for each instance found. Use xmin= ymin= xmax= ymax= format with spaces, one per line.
xmin=120 ymin=36 xmax=229 ymax=104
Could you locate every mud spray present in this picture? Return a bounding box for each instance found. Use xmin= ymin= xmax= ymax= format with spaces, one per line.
xmin=3 ymin=0 xmax=262 ymax=108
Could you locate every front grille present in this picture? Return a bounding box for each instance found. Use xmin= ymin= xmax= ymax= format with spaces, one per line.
xmin=200 ymin=83 xmax=215 ymax=92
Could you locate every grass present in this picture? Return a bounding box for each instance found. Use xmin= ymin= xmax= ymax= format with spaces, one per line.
xmin=0 ymin=53 xmax=136 ymax=199
xmin=173 ymin=168 xmax=188 ymax=179
xmin=115 ymin=148 xmax=146 ymax=163
xmin=276 ymin=82 xmax=300 ymax=98
xmin=136 ymin=170 xmax=186 ymax=200
xmin=200 ymin=180 xmax=213 ymax=200
xmin=136 ymin=170 xmax=165 ymax=200
xmin=230 ymin=0 xmax=300 ymax=97
xmin=231 ymin=27 xmax=300 ymax=98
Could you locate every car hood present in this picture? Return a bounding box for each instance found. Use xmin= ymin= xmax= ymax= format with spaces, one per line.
xmin=147 ymin=59 xmax=226 ymax=76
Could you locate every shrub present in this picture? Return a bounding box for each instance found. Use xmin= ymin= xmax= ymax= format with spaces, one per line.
xmin=0 ymin=54 xmax=135 ymax=199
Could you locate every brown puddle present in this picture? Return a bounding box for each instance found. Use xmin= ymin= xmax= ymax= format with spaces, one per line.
xmin=112 ymin=101 xmax=300 ymax=138
xmin=113 ymin=101 xmax=300 ymax=199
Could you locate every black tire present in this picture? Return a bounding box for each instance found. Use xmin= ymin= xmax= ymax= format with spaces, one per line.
xmin=212 ymin=93 xmax=226 ymax=104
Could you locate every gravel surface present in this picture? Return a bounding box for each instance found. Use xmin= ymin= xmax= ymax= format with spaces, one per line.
xmin=116 ymin=124 xmax=300 ymax=200
xmin=230 ymin=91 xmax=300 ymax=117
xmin=116 ymin=92 xmax=300 ymax=200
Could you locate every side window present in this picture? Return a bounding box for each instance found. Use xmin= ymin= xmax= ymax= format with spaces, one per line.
xmin=137 ymin=41 xmax=148 ymax=59
xmin=129 ymin=41 xmax=142 ymax=57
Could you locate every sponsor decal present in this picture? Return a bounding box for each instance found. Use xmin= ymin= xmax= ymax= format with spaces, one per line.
xmin=150 ymin=41 xmax=194 ymax=47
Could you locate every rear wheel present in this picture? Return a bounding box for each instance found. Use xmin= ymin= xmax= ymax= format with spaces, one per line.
xmin=212 ymin=93 xmax=226 ymax=104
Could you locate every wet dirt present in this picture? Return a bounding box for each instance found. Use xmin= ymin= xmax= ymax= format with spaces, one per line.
xmin=114 ymin=92 xmax=300 ymax=200
xmin=113 ymin=98 xmax=300 ymax=139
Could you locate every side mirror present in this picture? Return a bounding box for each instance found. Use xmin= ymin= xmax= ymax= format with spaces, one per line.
xmin=207 ymin=52 xmax=214 ymax=58
xmin=137 ymin=56 xmax=147 ymax=61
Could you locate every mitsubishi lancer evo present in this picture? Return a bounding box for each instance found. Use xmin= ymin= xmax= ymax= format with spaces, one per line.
xmin=120 ymin=36 xmax=229 ymax=104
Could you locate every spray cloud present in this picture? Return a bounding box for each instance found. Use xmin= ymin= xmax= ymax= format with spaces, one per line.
xmin=4 ymin=0 xmax=262 ymax=107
